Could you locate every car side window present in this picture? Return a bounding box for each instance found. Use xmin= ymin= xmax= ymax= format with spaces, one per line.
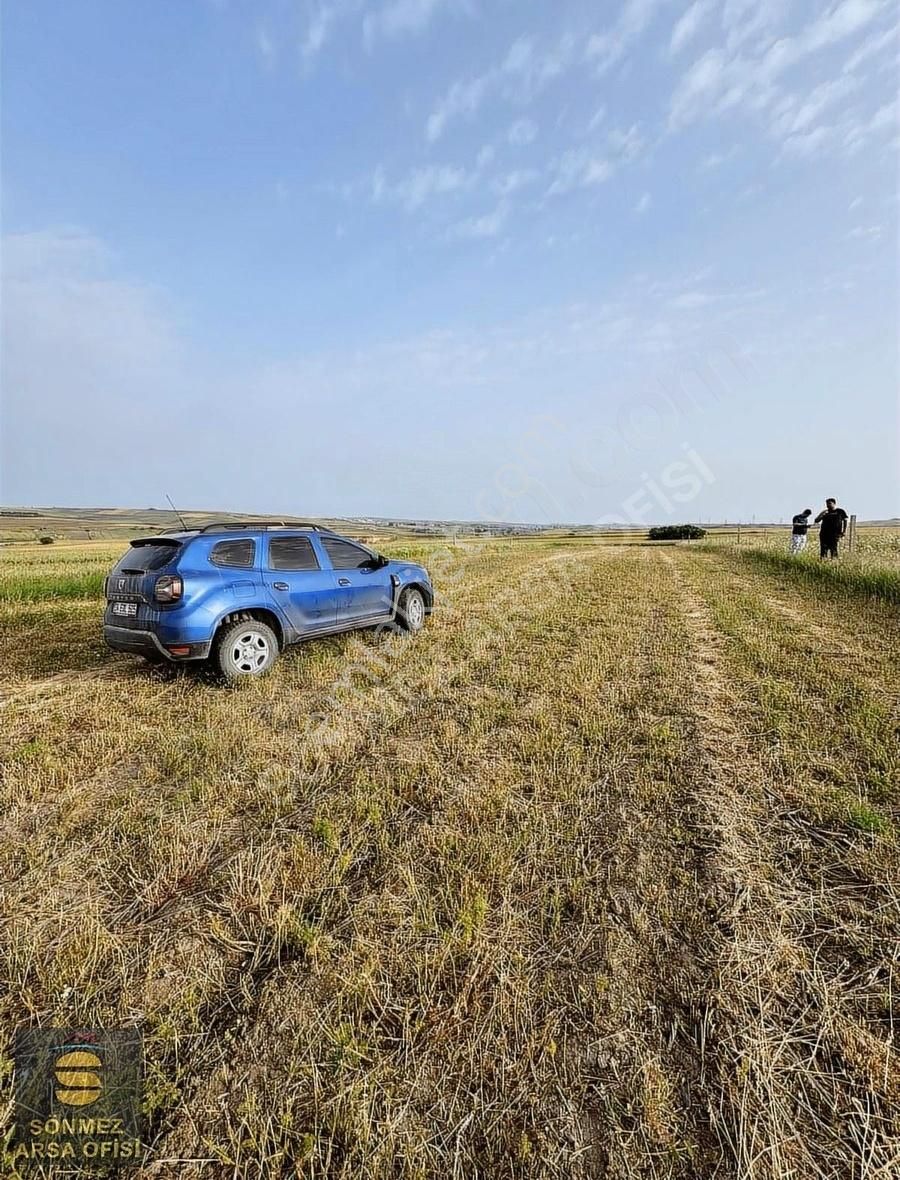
xmin=269 ymin=536 xmax=320 ymax=571
xmin=321 ymin=538 xmax=373 ymax=570
xmin=210 ymin=539 xmax=255 ymax=568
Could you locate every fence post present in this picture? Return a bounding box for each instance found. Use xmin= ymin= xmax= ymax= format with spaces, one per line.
xmin=737 ymin=524 xmax=741 ymax=546
xmin=848 ymin=514 xmax=857 ymax=554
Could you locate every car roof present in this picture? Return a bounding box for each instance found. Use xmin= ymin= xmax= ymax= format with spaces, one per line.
xmin=136 ymin=524 xmax=346 ymax=542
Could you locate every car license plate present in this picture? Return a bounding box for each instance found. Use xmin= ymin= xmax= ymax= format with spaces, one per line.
xmin=112 ymin=601 xmax=138 ymax=617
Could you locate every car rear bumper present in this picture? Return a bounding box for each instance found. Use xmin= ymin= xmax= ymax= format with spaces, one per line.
xmin=103 ymin=626 xmax=211 ymax=661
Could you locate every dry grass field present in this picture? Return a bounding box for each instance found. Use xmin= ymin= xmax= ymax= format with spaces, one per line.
xmin=1 ymin=535 xmax=898 ymax=1178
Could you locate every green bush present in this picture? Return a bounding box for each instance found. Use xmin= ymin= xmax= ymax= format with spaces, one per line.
xmin=647 ymin=524 xmax=707 ymax=541
xmin=39 ymin=535 xmax=55 ymax=545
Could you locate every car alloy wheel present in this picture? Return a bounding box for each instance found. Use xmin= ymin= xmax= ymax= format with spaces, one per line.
xmin=229 ymin=628 xmax=271 ymax=674
xmin=401 ymin=588 xmax=425 ymax=632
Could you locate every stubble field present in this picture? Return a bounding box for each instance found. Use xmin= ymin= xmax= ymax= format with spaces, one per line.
xmin=1 ymin=537 xmax=898 ymax=1178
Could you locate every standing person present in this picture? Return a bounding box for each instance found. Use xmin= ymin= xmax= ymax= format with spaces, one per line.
xmin=790 ymin=508 xmax=813 ymax=554
xmin=814 ymin=498 xmax=848 ymax=559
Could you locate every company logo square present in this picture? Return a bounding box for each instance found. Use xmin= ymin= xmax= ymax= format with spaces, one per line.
xmin=8 ymin=1029 xmax=144 ymax=1169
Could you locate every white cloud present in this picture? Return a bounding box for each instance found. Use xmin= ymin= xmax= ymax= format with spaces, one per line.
xmin=492 ymin=169 xmax=539 ymax=196
xmin=451 ymin=202 xmax=508 ymax=239
xmin=803 ymin=0 xmax=886 ymax=54
xmin=635 ymin=191 xmax=652 ymax=214
xmin=476 ymin=144 xmax=495 ymax=169
xmin=843 ymin=99 xmax=898 ymax=152
xmin=426 ymin=73 xmax=491 ymax=141
xmin=587 ymin=0 xmax=666 ymax=75
xmin=780 ymin=124 xmax=832 ymax=158
xmin=363 ymin=0 xmax=466 ymax=46
xmin=843 ymin=23 xmax=899 ymax=72
xmin=761 ymin=0 xmax=888 ymax=71
xmin=504 ymin=32 xmax=575 ymax=94
xmin=670 ymin=291 xmax=715 ymax=309
xmin=849 ymin=195 xmax=863 ymax=209
xmin=256 ymin=27 xmax=276 ymax=69
xmin=669 ymin=0 xmax=889 ymax=133
xmin=698 ymin=147 xmax=738 ymax=170
xmin=866 ymin=100 xmax=896 ymax=132
xmin=372 ymin=163 xmax=471 ymax=210
xmin=301 ymin=3 xmax=341 ymax=62
xmin=771 ymin=74 xmax=859 ymax=139
xmin=426 ymin=32 xmax=575 ymax=141
xmin=302 ymin=11 xmax=328 ymax=59
xmin=588 ymin=105 xmax=607 ymax=131
xmin=848 ymin=223 xmax=883 ymax=239
xmin=1 ymin=230 xmax=190 ymax=504
xmin=669 ymin=0 xmax=714 ymax=57
xmin=668 ymin=48 xmax=730 ymax=128
xmin=296 ymin=0 xmax=467 ymax=63
xmin=721 ymin=0 xmax=783 ymax=52
xmin=2 ymin=227 xmax=112 ymax=279
xmin=546 ymin=123 xmax=645 ymax=197
xmin=508 ymin=118 xmax=538 ymax=146
xmin=608 ymin=123 xmax=645 ymax=161
xmin=547 ymin=150 xmax=613 ymax=197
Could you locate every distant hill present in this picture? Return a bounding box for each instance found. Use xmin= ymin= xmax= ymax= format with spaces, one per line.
xmin=1 ymin=505 xmax=898 ymax=543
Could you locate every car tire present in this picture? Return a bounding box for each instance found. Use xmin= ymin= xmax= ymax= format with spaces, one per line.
xmin=396 ymin=587 xmax=426 ymax=634
xmin=214 ymin=619 xmax=279 ymax=681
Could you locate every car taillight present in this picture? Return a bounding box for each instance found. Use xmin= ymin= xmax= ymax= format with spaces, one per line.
xmin=154 ymin=574 xmax=183 ymax=603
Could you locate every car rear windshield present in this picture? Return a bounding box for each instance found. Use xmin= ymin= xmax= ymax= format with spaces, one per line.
xmin=111 ymin=540 xmax=181 ymax=574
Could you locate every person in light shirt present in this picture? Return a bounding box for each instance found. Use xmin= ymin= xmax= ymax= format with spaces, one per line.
xmin=790 ymin=508 xmax=812 ymax=555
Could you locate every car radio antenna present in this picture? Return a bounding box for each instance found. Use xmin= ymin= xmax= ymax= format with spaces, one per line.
xmin=165 ymin=492 xmax=189 ymax=531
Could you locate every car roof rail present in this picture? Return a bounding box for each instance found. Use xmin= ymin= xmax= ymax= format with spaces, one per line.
xmin=196 ymin=521 xmax=339 ymax=534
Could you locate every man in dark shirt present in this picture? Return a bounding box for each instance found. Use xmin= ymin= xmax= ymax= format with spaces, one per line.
xmin=790 ymin=508 xmax=812 ymax=554
xmin=814 ymin=498 xmax=849 ymax=559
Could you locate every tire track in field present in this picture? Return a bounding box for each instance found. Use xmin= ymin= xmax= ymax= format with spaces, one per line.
xmin=663 ymin=551 xmax=900 ymax=1180
xmin=560 ymin=560 xmax=725 ymax=1177
xmin=0 ymin=661 xmax=140 ymax=708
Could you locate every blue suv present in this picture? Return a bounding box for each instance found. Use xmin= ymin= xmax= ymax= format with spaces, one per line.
xmin=103 ymin=523 xmax=433 ymax=679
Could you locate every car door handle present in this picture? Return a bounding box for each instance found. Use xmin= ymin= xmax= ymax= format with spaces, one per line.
xmin=272 ymin=581 xmax=289 ymax=591
xmin=337 ymin=577 xmax=351 ymax=586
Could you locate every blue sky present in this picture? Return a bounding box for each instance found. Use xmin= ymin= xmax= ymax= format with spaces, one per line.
xmin=2 ymin=0 xmax=897 ymax=523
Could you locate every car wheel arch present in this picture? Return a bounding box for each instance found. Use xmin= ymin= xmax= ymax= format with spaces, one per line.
xmin=402 ymin=581 xmax=433 ymax=611
xmin=394 ymin=582 xmax=431 ymax=629
xmin=214 ymin=607 xmax=284 ymax=650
